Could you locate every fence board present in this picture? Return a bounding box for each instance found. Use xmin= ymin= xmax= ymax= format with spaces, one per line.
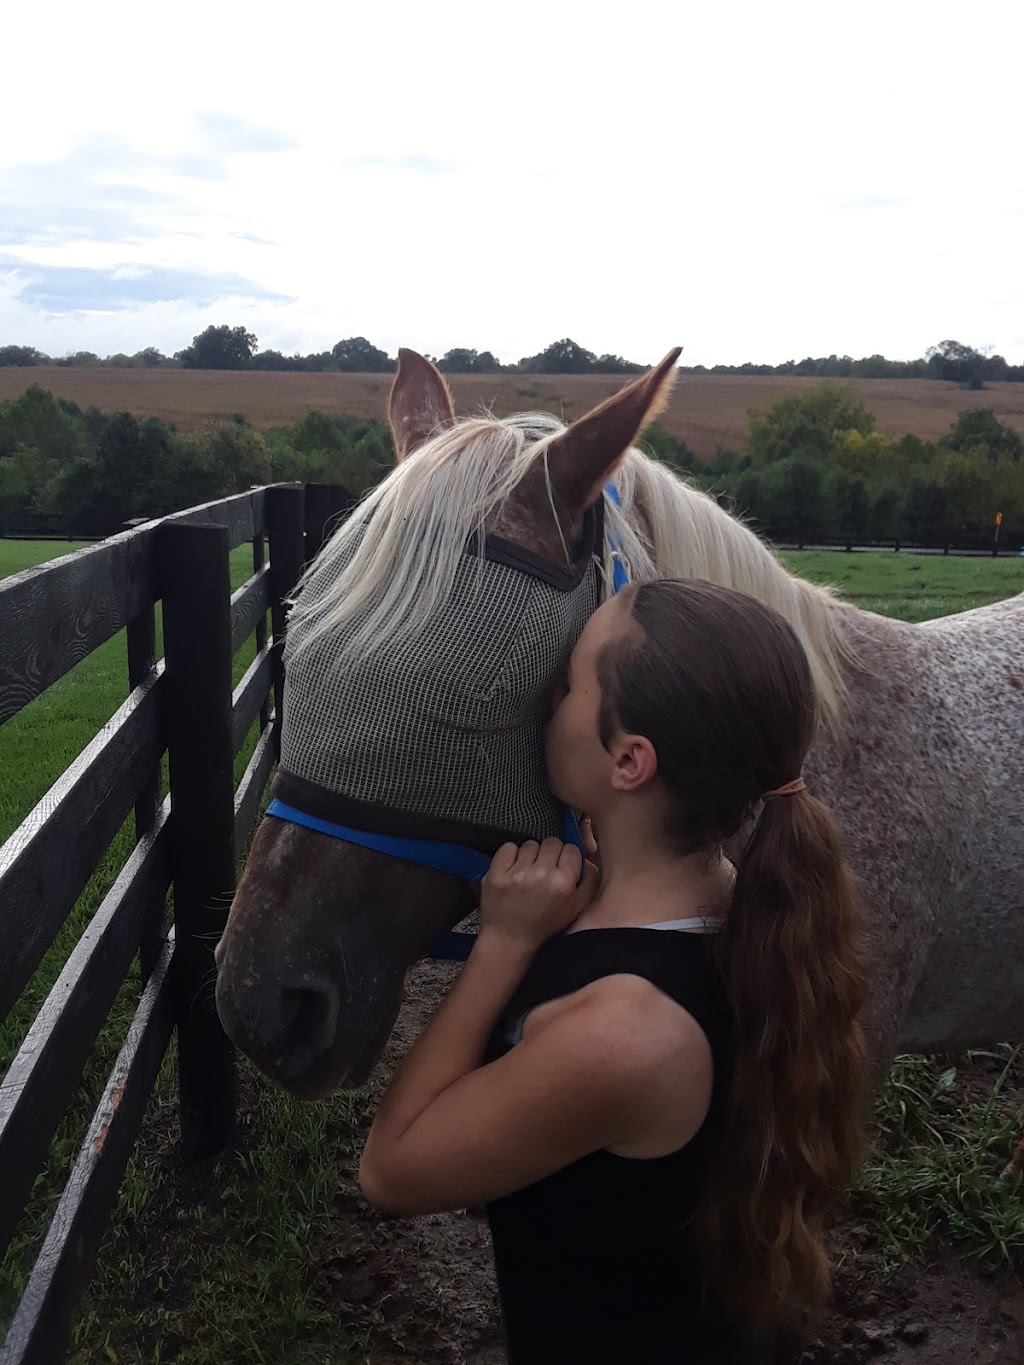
xmin=229 ymin=565 xmax=271 ymax=656
xmin=0 ymin=934 xmax=175 ymax=1365
xmin=0 ymin=532 xmax=156 ymax=727
xmin=0 ymin=489 xmax=273 ymax=728
xmin=0 ymin=668 xmax=165 ymax=1026
xmin=230 ymin=645 xmax=274 ymax=755
xmin=0 ymin=803 xmax=171 ymax=1258
xmin=167 ymin=487 xmax=267 ymax=551
xmin=234 ymin=717 xmax=276 ymax=852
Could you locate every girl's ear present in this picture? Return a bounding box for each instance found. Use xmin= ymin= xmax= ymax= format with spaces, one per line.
xmin=609 ymin=734 xmax=659 ymax=793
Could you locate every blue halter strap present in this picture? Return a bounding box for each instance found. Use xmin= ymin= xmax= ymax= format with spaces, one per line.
xmin=264 ymin=484 xmax=629 ymax=961
xmin=605 ymin=482 xmax=630 ymax=594
xmin=264 ymin=798 xmax=586 ymax=886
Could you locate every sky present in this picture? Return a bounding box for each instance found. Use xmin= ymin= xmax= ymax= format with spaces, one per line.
xmin=2 ymin=0 xmax=1022 ymax=368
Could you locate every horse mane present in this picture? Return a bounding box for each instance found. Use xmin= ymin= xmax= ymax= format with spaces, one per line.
xmin=286 ymin=410 xmax=854 ymax=728
xmin=608 ymin=453 xmax=855 ymax=728
xmin=285 ymin=410 xmax=567 ymax=664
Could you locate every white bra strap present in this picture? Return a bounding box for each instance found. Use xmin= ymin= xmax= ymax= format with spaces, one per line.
xmin=645 ymin=916 xmax=726 ymax=932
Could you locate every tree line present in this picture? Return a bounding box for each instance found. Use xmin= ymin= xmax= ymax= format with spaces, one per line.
xmin=705 ymin=385 xmax=1023 ymax=549
xmin=2 ymin=332 xmax=1021 ymax=385
xmin=0 ymin=381 xmax=1020 ymax=549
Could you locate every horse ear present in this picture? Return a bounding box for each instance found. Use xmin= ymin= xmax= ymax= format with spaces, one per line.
xmin=545 ymin=348 xmax=682 ymax=513
xmin=388 ymin=349 xmax=456 ymax=462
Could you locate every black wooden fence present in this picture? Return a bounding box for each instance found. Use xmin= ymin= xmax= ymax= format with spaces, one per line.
xmin=0 ymin=481 xmax=354 ymax=1363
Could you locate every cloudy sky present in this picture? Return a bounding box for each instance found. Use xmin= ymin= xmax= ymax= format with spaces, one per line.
xmin=2 ymin=0 xmax=1022 ymax=367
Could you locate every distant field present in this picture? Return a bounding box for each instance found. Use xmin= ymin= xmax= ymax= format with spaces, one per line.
xmin=3 ymin=367 xmax=1024 ymax=459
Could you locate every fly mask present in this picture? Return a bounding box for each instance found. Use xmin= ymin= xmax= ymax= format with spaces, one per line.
xmin=264 ymin=497 xmax=618 ymax=955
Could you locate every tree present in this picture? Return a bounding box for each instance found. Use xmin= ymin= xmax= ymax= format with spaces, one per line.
xmin=135 ymin=347 xmax=169 ymax=368
xmin=593 ymin=353 xmax=645 ymax=375
xmin=0 ymin=385 xmax=87 ymax=463
xmin=901 ymin=478 xmax=951 ymax=546
xmin=519 ymin=339 xmax=598 ymax=374
xmin=55 ymin=351 xmax=99 ymax=367
xmin=437 ymin=348 xmax=500 ymax=373
xmin=0 ymin=345 xmax=48 ymax=367
xmin=925 ymin=340 xmax=986 ymax=389
xmin=943 ymin=408 xmax=1023 ymax=464
xmin=748 ymin=384 xmax=876 ymax=467
xmin=176 ymin=325 xmax=258 ymax=370
xmin=331 ymin=337 xmax=393 ymax=372
xmin=828 ymin=470 xmax=871 ymax=544
xmin=641 ymin=423 xmax=695 ymax=473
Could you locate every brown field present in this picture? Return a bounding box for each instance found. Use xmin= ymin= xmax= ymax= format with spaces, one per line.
xmin=3 ymin=367 xmax=1024 ymax=458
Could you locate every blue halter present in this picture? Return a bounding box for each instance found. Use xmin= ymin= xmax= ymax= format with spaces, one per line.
xmin=265 ymin=484 xmax=628 ymax=961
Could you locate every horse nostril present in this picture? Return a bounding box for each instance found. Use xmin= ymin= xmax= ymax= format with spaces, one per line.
xmin=277 ymin=984 xmax=338 ymax=1080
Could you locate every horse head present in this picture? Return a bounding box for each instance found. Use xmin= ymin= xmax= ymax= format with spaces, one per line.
xmin=215 ymin=348 xmax=680 ymax=1096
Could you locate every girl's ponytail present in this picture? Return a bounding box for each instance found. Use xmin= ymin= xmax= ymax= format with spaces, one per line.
xmin=596 ymin=579 xmax=869 ymax=1327
xmin=702 ymin=787 xmax=869 ymax=1326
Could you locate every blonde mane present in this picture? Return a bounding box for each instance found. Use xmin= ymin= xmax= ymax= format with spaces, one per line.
xmin=607 ymin=452 xmax=854 ymax=727
xmin=286 ymin=412 xmax=853 ymax=727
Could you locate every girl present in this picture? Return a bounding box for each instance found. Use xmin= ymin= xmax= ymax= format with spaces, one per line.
xmin=360 ymin=579 xmax=868 ymax=1364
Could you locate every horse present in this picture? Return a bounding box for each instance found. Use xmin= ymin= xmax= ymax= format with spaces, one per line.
xmin=215 ymin=349 xmax=1024 ymax=1105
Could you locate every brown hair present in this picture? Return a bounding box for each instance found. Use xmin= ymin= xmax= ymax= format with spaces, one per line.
xmin=597 ymin=579 xmax=868 ymax=1327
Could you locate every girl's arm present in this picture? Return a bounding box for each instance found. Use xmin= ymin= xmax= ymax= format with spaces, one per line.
xmin=359 ymin=840 xmax=712 ymax=1215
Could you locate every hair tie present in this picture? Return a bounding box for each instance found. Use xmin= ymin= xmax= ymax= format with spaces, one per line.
xmin=762 ymin=777 xmax=806 ymax=801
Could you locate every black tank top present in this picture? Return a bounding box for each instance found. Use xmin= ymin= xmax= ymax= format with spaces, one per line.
xmin=484 ymin=927 xmax=775 ymax=1365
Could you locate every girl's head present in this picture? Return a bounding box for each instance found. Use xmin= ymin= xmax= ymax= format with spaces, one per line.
xmin=546 ymin=578 xmax=816 ymax=846
xmin=549 ymin=579 xmax=868 ymax=1329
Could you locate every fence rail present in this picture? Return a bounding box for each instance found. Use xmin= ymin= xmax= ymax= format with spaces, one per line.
xmin=0 ymin=481 xmax=351 ymax=1363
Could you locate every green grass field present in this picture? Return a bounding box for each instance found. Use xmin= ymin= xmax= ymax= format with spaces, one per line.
xmin=1 ymin=541 xmax=1022 ymax=1362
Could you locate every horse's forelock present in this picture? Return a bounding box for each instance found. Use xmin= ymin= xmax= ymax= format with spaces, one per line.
xmin=284 ymin=410 xmax=569 ymax=668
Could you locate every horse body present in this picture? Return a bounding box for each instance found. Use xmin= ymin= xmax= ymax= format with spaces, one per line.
xmin=803 ymin=598 xmax=1024 ymax=1067
xmin=895 ymin=596 xmax=1024 ymax=1051
xmin=215 ymin=351 xmax=1024 ymax=1099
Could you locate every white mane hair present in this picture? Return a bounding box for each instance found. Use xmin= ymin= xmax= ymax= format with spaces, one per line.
xmin=286 ymin=410 xmax=854 ymax=726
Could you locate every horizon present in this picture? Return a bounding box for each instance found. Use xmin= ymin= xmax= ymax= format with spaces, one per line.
xmin=1 ymin=334 xmax=1014 ymax=373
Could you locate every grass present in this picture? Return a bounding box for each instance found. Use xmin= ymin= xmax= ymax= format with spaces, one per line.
xmin=1 ymin=541 xmax=1023 ymax=1360
xmin=778 ymin=548 xmax=1024 ymax=623
xmin=66 ymin=1053 xmax=368 ymax=1365
xmin=853 ymin=1048 xmax=1024 ymax=1272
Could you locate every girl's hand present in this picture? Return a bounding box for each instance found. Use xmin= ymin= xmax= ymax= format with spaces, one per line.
xmin=480 ymin=838 xmax=599 ymax=951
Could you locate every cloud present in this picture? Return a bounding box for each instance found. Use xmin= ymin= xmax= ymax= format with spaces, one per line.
xmin=0 ymin=256 xmax=293 ymax=311
xmin=0 ymin=116 xmax=299 ymax=250
xmin=0 ymin=140 xmax=183 ymax=248
xmin=345 ymin=153 xmax=456 ymax=175
xmin=193 ymin=111 xmax=299 ymax=156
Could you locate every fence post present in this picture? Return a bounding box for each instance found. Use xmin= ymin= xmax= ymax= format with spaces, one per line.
xmin=159 ymin=522 xmax=237 ymax=1155
xmin=267 ymin=485 xmax=306 ymax=762
xmin=303 ymin=483 xmax=356 ymax=568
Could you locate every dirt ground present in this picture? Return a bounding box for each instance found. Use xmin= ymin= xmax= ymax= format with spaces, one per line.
xmin=3 ymin=367 xmax=1024 ymax=460
xmin=312 ymin=959 xmax=1024 ymax=1364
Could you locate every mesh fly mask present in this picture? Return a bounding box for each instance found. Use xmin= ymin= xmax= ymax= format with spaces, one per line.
xmin=266 ymin=487 xmax=627 ymax=958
